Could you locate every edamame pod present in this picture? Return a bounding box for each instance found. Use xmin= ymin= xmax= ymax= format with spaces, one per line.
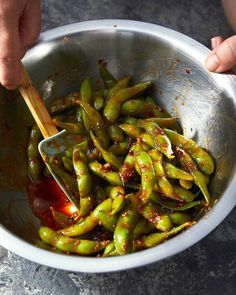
xmin=62 ymin=157 xmax=74 ymax=174
xmin=109 ymin=186 xmax=126 ymax=215
xmin=120 ymin=99 xmax=167 ymax=118
xmin=129 ymin=193 xmax=172 ymax=232
xmin=133 ymin=218 xmax=156 ymax=239
xmin=176 ymin=147 xmax=210 ymax=205
xmin=39 ymin=227 xmax=109 ymax=255
xmin=59 ymin=198 xmax=112 ymax=236
xmin=164 ymin=129 xmax=214 ymax=175
xmin=108 ymin=139 xmax=129 ymax=156
xmin=77 ymin=101 xmax=110 ymax=148
xmin=104 ymin=81 xmax=152 ymax=123
xmin=119 ymin=144 xmax=136 ymax=183
xmin=108 ymin=124 xmax=125 ymax=143
xmin=134 ymin=141 xmax=156 ymax=203
xmin=98 ymin=211 xmax=119 ymax=232
xmin=138 ymin=120 xmax=174 ymax=159
xmin=54 ymin=119 xmax=86 ymax=135
xmin=134 ymin=222 xmax=192 ymax=250
xmin=73 ymin=146 xmax=92 ymax=197
xmin=119 ymin=123 xmax=142 ymax=138
xmin=169 ymin=212 xmax=191 ymax=225
xmin=49 ymin=93 xmax=80 ymax=115
xmin=114 ymin=205 xmax=140 ymax=255
xmin=27 ymin=125 xmax=43 ymax=181
xmin=90 ymin=131 xmax=122 ymax=170
xmin=163 ymin=162 xmax=193 ymax=181
xmin=179 ymin=179 xmax=193 ymax=189
xmin=148 ymin=149 xmax=174 ymax=197
xmin=89 ymin=161 xmax=123 ymax=186
xmin=99 ymin=63 xmax=117 ymax=88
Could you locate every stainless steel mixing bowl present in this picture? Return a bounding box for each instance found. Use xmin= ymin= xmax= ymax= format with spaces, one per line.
xmin=0 ymin=20 xmax=235 ymax=272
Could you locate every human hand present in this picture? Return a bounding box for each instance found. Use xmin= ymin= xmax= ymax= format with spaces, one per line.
xmin=0 ymin=0 xmax=41 ymax=89
xmin=205 ymin=35 xmax=236 ymax=72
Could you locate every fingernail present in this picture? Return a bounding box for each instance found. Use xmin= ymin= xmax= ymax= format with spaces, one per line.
xmin=211 ymin=38 xmax=218 ymax=50
xmin=205 ymin=53 xmax=220 ymax=71
xmin=211 ymin=36 xmax=224 ymax=50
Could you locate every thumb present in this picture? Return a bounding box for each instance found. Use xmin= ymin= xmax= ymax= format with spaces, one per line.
xmin=205 ymin=35 xmax=236 ymax=72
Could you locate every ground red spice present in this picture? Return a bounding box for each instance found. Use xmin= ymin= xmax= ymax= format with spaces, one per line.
xmin=120 ymin=163 xmax=135 ymax=182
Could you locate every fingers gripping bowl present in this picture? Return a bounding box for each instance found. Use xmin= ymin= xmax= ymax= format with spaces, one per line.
xmin=0 ymin=20 xmax=236 ymax=272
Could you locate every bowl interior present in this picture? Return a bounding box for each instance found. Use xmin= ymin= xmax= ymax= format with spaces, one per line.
xmin=0 ymin=22 xmax=235 ymax=249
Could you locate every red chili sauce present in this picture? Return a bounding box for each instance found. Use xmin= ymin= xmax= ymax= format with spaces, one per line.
xmin=27 ymin=176 xmax=73 ymax=230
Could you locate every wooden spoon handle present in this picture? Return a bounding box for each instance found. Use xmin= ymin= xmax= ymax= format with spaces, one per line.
xmin=19 ymin=63 xmax=58 ymax=139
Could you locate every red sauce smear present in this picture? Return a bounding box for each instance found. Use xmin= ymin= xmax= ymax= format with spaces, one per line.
xmin=27 ymin=176 xmax=72 ymax=230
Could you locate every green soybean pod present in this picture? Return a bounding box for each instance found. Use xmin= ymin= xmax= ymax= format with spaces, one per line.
xmin=121 ymin=116 xmax=139 ymax=125
xmin=90 ymin=131 xmax=122 ymax=170
xmin=108 ymin=139 xmax=129 ymax=156
xmin=164 ymin=128 xmax=214 ymax=175
xmin=77 ymin=100 xmax=110 ymax=148
xmin=150 ymin=192 xmax=202 ymax=211
xmin=133 ymin=218 xmax=156 ymax=239
xmin=148 ymin=149 xmax=174 ymax=197
xmin=53 ymin=119 xmax=86 ymax=135
xmin=129 ymin=193 xmax=172 ymax=232
xmin=139 ymin=133 xmax=155 ymax=149
xmin=80 ymin=77 xmax=93 ymax=133
xmin=27 ymin=125 xmax=43 ymax=181
xmin=109 ymin=186 xmax=126 ymax=215
xmin=119 ymin=144 xmax=136 ymax=183
xmin=120 ymin=99 xmax=167 ymax=118
xmin=179 ymin=179 xmax=193 ymax=189
xmin=73 ymin=146 xmax=92 ymax=197
xmin=104 ymin=81 xmax=152 ymax=123
xmin=175 ymin=147 xmax=210 ymax=205
xmin=93 ymin=183 xmax=107 ymax=204
xmin=106 ymin=76 xmax=131 ymax=101
xmin=79 ymin=193 xmax=94 ymax=218
xmin=49 ymin=93 xmax=80 ymax=115
xmin=169 ymin=212 xmax=191 ymax=225
xmin=163 ymin=162 xmax=193 ymax=181
xmin=99 ymin=63 xmax=117 ymax=88
xmin=59 ymin=198 xmax=112 ymax=237
xmin=39 ymin=227 xmax=109 ymax=255
xmin=134 ymin=141 xmax=156 ymax=203
xmin=64 ymin=147 xmax=73 ymax=159
xmin=89 ymin=161 xmax=123 ymax=186
xmin=138 ymin=120 xmax=174 ymax=159
xmin=62 ymin=157 xmax=74 ymax=174
xmin=119 ymin=123 xmax=142 ymax=139
xmin=80 ymin=77 xmax=92 ymax=103
xmin=108 ymin=124 xmax=125 ymax=143
xmin=134 ymin=222 xmax=192 ymax=250
xmin=172 ymin=185 xmax=196 ymax=202
xmin=98 ymin=211 xmax=119 ymax=232
xmin=93 ymin=95 xmax=104 ymax=111
xmin=103 ymin=241 xmax=116 ymax=257
xmin=114 ymin=205 xmax=140 ymax=255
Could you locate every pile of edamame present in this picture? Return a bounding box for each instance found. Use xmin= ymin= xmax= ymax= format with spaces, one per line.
xmin=27 ymin=63 xmax=214 ymax=257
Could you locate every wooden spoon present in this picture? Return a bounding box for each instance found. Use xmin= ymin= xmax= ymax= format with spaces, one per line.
xmin=19 ymin=63 xmax=82 ymax=209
